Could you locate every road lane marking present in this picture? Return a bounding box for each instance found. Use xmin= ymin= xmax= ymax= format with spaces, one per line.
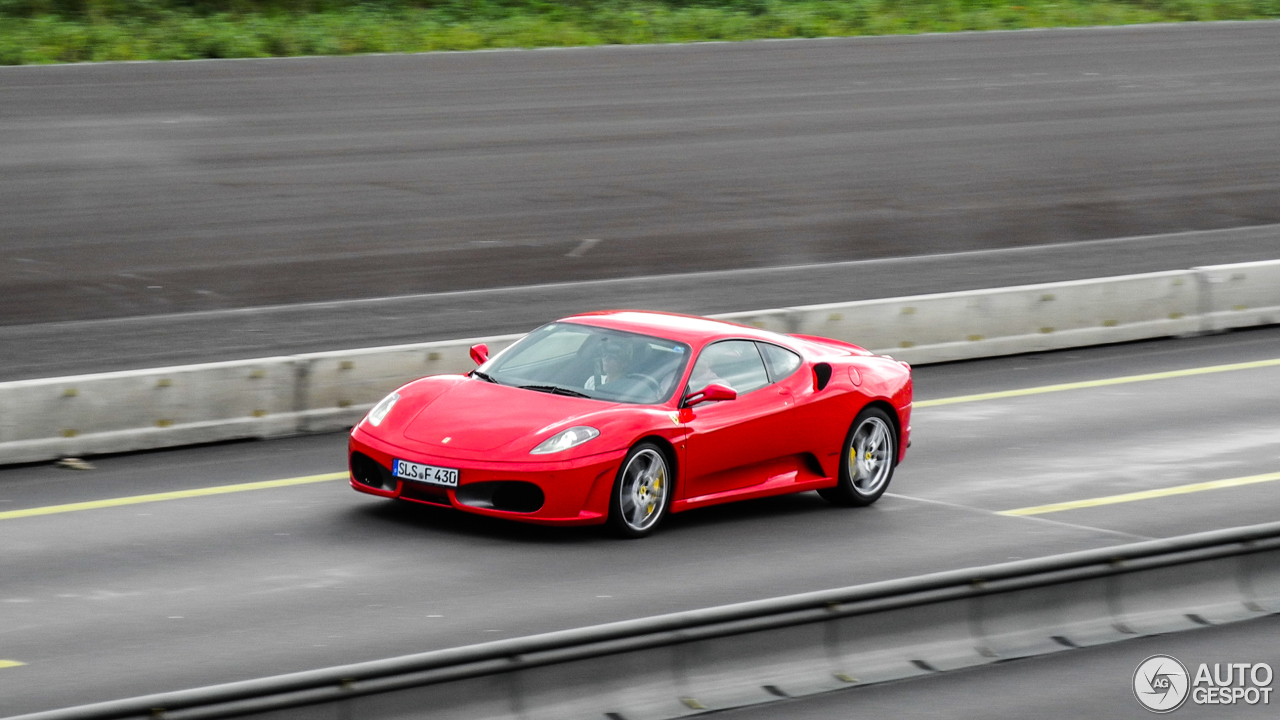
xmin=565 ymin=238 xmax=601 ymax=257
xmin=885 ymin=491 xmax=1151 ymax=541
xmin=915 ymin=357 xmax=1280 ymax=408
xmin=999 ymin=471 xmax=1280 ymax=516
xmin=0 ymin=472 xmax=347 ymax=522
xmin=7 ymin=359 xmax=1276 ymax=522
xmin=0 ymin=660 xmax=25 ymax=669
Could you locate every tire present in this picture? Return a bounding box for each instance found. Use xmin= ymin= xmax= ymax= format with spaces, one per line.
xmin=607 ymin=442 xmax=673 ymax=538
xmin=818 ymin=406 xmax=898 ymax=507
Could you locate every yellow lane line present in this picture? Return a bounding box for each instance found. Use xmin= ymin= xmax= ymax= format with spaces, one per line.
xmin=999 ymin=471 xmax=1280 ymax=516
xmin=0 ymin=472 xmax=348 ymax=522
xmin=5 ymin=359 xmax=1276 ymax=522
xmin=915 ymin=357 xmax=1280 ymax=408
xmin=0 ymin=660 xmax=26 ymax=669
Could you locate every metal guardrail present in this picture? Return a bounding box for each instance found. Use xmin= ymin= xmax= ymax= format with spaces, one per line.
xmin=11 ymin=519 xmax=1280 ymax=720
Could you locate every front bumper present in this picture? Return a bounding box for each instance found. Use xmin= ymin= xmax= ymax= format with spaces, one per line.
xmin=348 ymin=427 xmax=626 ymax=526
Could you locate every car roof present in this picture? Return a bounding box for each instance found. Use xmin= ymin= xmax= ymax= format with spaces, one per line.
xmin=561 ymin=310 xmax=791 ymax=346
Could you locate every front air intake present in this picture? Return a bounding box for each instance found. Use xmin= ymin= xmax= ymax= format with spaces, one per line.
xmin=350 ymin=452 xmax=394 ymax=490
xmin=455 ymin=482 xmax=545 ymax=513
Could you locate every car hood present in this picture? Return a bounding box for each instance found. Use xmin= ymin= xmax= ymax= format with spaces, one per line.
xmin=399 ymin=378 xmax=618 ymax=454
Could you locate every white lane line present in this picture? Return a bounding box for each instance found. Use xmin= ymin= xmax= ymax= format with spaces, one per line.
xmin=883 ymin=492 xmax=1154 ymax=541
xmin=566 ymin=238 xmax=601 ymax=258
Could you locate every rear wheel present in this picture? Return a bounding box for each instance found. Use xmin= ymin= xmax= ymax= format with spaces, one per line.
xmin=819 ymin=406 xmax=897 ymax=507
xmin=607 ymin=442 xmax=672 ymax=538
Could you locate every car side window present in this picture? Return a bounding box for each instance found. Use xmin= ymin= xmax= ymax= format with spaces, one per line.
xmin=688 ymin=340 xmax=770 ymax=396
xmin=758 ymin=342 xmax=802 ymax=382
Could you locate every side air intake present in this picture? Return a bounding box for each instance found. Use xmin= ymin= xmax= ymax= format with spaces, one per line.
xmin=813 ymin=363 xmax=833 ymax=391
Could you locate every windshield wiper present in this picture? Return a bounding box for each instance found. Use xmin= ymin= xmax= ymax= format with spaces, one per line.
xmin=519 ymin=384 xmax=590 ymax=399
xmin=471 ymin=370 xmax=498 ymax=384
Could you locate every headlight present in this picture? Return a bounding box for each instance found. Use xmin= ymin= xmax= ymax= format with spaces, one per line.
xmin=365 ymin=392 xmax=400 ymax=427
xmin=530 ymin=426 xmax=600 ymax=455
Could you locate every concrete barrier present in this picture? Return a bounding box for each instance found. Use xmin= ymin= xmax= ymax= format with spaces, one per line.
xmin=1 ymin=261 xmax=1276 ymax=465
xmin=0 ymin=357 xmax=298 ymax=465
xmin=1196 ymin=260 xmax=1280 ymax=333
xmin=11 ymin=521 xmax=1280 ymax=720
xmin=292 ymin=334 xmax=522 ymax=434
xmin=779 ymin=270 xmax=1202 ymax=365
xmin=0 ymin=334 xmax=520 ymax=465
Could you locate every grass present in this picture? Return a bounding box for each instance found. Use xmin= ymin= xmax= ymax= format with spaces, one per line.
xmin=1 ymin=0 xmax=1278 ymax=65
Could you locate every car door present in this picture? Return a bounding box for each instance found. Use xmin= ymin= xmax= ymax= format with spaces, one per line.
xmin=680 ymin=340 xmax=795 ymax=500
xmin=760 ymin=341 xmax=857 ymax=479
xmin=756 ymin=340 xmax=819 ymax=456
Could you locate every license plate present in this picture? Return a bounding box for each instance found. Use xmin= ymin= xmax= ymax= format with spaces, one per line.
xmin=392 ymin=459 xmax=459 ymax=488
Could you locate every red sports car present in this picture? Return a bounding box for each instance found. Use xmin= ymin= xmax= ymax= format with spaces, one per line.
xmin=348 ymin=311 xmax=912 ymax=537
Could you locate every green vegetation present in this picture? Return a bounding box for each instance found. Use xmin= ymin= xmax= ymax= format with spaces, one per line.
xmin=2 ymin=0 xmax=1278 ymax=64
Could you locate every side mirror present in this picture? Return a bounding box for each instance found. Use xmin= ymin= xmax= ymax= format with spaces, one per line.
xmin=469 ymin=343 xmax=489 ymax=365
xmin=683 ymin=383 xmax=736 ymax=408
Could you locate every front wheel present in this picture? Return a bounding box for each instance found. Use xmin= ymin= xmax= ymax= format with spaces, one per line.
xmin=819 ymin=406 xmax=898 ymax=507
xmin=607 ymin=442 xmax=672 ymax=538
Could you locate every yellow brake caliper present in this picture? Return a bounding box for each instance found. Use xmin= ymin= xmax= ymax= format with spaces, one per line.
xmin=649 ymin=472 xmax=663 ymax=514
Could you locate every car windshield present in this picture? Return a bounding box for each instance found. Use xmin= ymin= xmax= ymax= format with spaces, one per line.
xmin=479 ymin=322 xmax=691 ymax=405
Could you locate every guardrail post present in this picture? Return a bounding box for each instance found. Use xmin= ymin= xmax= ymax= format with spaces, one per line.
xmin=1105 ymin=568 xmax=1135 ymax=636
xmin=966 ymin=582 xmax=997 ymax=661
xmin=822 ymin=606 xmax=849 ymax=686
xmin=506 ymin=656 xmax=527 ymax=720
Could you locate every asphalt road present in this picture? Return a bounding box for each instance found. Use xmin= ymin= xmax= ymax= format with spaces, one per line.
xmin=1 ymin=326 xmax=1278 ymax=715
xmin=2 ymin=22 xmax=1280 ymax=375
xmin=720 ymin=613 xmax=1280 ymax=720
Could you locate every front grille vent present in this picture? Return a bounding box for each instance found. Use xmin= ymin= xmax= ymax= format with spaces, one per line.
xmin=350 ymin=452 xmax=395 ymax=490
xmin=455 ymin=482 xmax=545 ymax=513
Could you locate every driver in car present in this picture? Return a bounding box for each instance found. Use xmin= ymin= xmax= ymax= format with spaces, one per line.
xmin=585 ymin=343 xmax=633 ymax=391
xmin=687 ymin=345 xmax=737 ymax=394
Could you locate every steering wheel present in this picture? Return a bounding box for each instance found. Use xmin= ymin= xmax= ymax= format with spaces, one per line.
xmin=624 ymin=373 xmax=662 ymax=399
